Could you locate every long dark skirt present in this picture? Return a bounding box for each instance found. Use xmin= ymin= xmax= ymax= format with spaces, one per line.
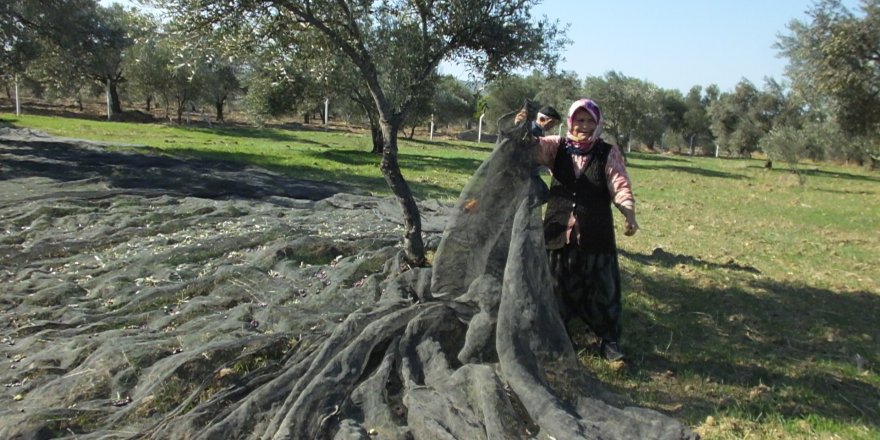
xmin=547 ymin=244 xmax=622 ymax=342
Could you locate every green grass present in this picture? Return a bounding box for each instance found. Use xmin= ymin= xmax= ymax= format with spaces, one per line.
xmin=0 ymin=113 xmax=490 ymax=200
xmin=3 ymin=112 xmax=879 ymax=439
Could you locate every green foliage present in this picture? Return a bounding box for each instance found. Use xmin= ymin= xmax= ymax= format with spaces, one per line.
xmin=682 ymin=85 xmax=716 ymax=154
xmin=660 ymin=128 xmax=687 ymax=153
xmin=585 ymin=71 xmax=664 ymax=148
xmin=481 ymin=74 xmax=539 ymax=129
xmin=532 ymin=70 xmax=584 ymax=119
xmin=1 ymin=0 xmax=100 ymax=76
xmin=708 ymin=80 xmax=768 ymax=157
xmin=431 ymin=75 xmax=477 ymax=127
xmin=776 ymin=0 xmax=880 ymax=163
xmin=242 ymin=71 xmax=306 ymax=126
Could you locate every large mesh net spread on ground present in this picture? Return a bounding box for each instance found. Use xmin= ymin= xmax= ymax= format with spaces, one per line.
xmin=0 ymin=121 xmax=696 ymax=439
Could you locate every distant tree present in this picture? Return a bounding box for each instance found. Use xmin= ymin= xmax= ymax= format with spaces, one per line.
xmin=777 ymin=0 xmax=880 ymax=164
xmin=682 ymin=85 xmax=716 ymax=155
xmin=658 ymin=89 xmax=687 ymax=151
xmin=708 ymin=80 xmax=765 ymax=157
xmin=778 ymin=0 xmax=880 ymax=135
xmin=433 ymin=75 xmax=477 ymax=128
xmin=87 ymin=4 xmax=134 ymax=114
xmin=585 ymin=71 xmax=662 ymax=149
xmin=202 ymin=62 xmax=240 ymax=122
xmin=32 ymin=3 xmax=135 ymax=114
xmin=123 ymin=13 xmax=169 ymax=112
xmin=533 ymin=70 xmax=583 ymax=124
xmin=242 ymin=66 xmax=307 ymax=125
xmin=401 ymin=78 xmax=438 ymax=139
xmin=482 ymin=74 xmax=540 ymax=131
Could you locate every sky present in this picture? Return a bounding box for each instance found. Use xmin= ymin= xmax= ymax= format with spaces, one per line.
xmin=442 ymin=0 xmax=862 ymax=93
xmin=103 ymin=0 xmax=862 ymax=94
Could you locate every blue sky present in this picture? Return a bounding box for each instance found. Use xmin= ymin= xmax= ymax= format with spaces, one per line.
xmin=567 ymin=0 xmax=860 ymax=92
xmin=103 ymin=0 xmax=862 ymax=94
xmin=443 ymin=0 xmax=862 ymax=93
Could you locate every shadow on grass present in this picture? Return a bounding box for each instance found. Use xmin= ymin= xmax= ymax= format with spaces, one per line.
xmin=189 ymin=148 xmax=472 ymax=198
xmin=1 ymin=102 xmax=110 ymax=122
xmin=620 ymin=265 xmax=880 ymax=431
xmin=1 ymin=114 xmax=472 ymax=201
xmin=620 ymin=248 xmax=761 ymax=274
xmin=0 ymin=136 xmax=350 ymax=203
xmin=628 ymin=152 xmax=693 ymax=163
xmin=627 ymin=162 xmax=748 ymax=180
xmin=776 ymin=167 xmax=880 ymax=184
xmin=405 ymin=137 xmax=497 ymax=154
xmin=183 ymin=124 xmax=325 ymax=146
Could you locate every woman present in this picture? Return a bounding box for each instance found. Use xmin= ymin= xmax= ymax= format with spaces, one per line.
xmin=532 ymin=98 xmax=639 ymax=362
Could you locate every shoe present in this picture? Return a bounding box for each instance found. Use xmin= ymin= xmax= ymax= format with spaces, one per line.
xmin=601 ymin=340 xmax=625 ymax=362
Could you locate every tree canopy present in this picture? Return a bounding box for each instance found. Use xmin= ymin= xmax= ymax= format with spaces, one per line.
xmin=776 ymin=0 xmax=880 ymax=163
xmin=155 ymin=0 xmax=569 ymax=264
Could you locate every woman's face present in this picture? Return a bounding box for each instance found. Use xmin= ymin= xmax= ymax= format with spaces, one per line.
xmin=569 ymin=108 xmax=597 ymax=140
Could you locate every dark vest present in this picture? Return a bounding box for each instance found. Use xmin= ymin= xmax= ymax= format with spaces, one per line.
xmin=543 ymin=139 xmax=616 ymax=253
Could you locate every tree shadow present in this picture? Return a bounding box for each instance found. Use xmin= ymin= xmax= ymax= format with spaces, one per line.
xmin=183 ymin=125 xmax=325 ymax=145
xmin=621 ymin=265 xmax=880 ymax=430
xmin=0 ymin=136 xmax=349 ymax=203
xmin=796 ymin=168 xmax=880 ymax=184
xmin=405 ymin=137 xmax=496 ymax=154
xmin=813 ymin=187 xmax=878 ymax=196
xmin=628 ymin=152 xmax=692 ymax=163
xmin=626 ymin=162 xmax=748 ymax=180
xmin=619 ymin=248 xmax=761 ymax=274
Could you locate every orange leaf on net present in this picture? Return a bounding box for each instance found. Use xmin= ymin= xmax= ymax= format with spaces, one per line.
xmin=463 ymin=198 xmax=479 ymax=213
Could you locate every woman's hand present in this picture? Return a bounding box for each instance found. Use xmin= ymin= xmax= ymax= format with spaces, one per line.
xmin=624 ymin=215 xmax=639 ymax=236
xmin=618 ymin=204 xmax=639 ymax=236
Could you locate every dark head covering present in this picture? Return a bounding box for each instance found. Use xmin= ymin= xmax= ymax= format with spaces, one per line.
xmin=537 ymin=106 xmax=561 ymax=121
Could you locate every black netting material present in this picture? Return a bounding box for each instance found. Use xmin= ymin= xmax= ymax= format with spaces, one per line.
xmin=0 ymin=123 xmax=696 ymax=439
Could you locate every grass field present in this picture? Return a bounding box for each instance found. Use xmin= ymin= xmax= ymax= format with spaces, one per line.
xmin=3 ymin=113 xmax=878 ymax=439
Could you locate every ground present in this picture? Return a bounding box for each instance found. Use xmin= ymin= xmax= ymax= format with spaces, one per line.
xmin=0 ymin=126 xmax=695 ymax=439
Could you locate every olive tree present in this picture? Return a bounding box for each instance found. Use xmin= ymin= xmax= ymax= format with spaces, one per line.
xmin=157 ymin=0 xmax=568 ymax=265
xmin=776 ymin=0 xmax=880 ymax=164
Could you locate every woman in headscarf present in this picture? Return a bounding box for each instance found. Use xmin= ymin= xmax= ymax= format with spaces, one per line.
xmin=532 ymin=98 xmax=639 ymax=362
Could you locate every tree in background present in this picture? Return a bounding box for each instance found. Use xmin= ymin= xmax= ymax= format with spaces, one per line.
xmin=1 ymin=0 xmax=133 ymax=113
xmin=30 ymin=3 xmax=134 ymax=114
xmin=584 ymin=71 xmax=662 ymax=149
xmin=123 ymin=12 xmax=169 ymax=113
xmin=658 ymin=89 xmax=687 ymax=152
xmin=708 ymin=80 xmax=765 ymax=157
xmin=241 ymin=63 xmax=307 ymax=126
xmin=480 ymin=74 xmax=539 ymax=130
xmin=83 ymin=3 xmax=133 ymax=114
xmin=157 ymin=0 xmax=567 ymax=265
xmin=432 ymin=75 xmax=477 ymax=129
xmin=682 ymin=85 xmax=717 ymax=155
xmin=202 ymin=62 xmax=240 ymax=122
xmin=534 ymin=70 xmax=583 ymax=115
xmin=777 ymin=0 xmax=880 ymax=165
